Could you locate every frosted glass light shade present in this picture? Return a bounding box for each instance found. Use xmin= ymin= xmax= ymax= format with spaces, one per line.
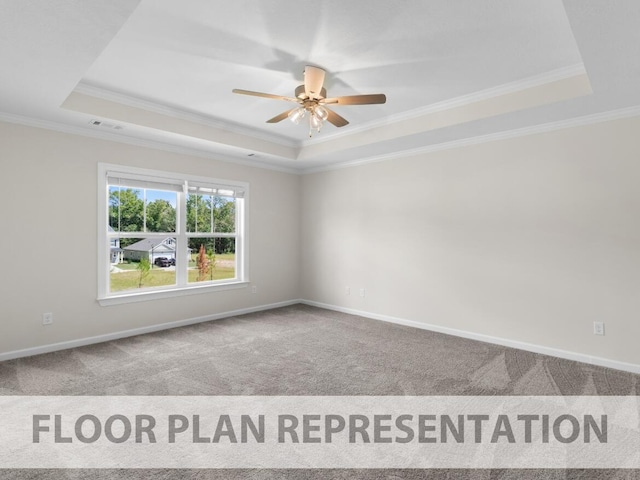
xmin=310 ymin=113 xmax=322 ymax=130
xmin=314 ymin=105 xmax=328 ymax=121
xmin=288 ymin=107 xmax=305 ymax=124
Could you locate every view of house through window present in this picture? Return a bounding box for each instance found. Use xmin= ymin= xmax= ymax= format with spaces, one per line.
xmin=102 ymin=166 xmax=246 ymax=299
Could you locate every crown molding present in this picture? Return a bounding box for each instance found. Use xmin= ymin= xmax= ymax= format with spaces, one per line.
xmin=0 ymin=112 xmax=300 ymax=175
xmin=301 ymin=63 xmax=588 ymax=148
xmin=3 ymin=103 xmax=639 ymax=177
xmin=302 ymin=104 xmax=640 ymax=174
xmin=74 ymin=82 xmax=298 ymax=149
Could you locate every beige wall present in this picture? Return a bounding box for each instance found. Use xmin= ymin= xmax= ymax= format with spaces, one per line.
xmin=3 ymin=115 xmax=640 ymax=368
xmin=301 ymin=116 xmax=640 ymax=365
xmin=0 ymin=122 xmax=301 ymax=354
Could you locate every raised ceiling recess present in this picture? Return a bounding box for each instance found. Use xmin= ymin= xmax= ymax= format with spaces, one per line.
xmin=2 ymin=1 xmax=640 ymax=171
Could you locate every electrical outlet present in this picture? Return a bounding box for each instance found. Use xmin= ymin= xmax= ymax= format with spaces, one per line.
xmin=359 ymin=288 xmax=366 ymax=298
xmin=42 ymin=313 xmax=54 ymax=325
xmin=251 ymin=286 xmax=257 ymax=294
xmin=346 ymin=286 xmax=350 ymax=296
xmin=593 ymin=321 xmax=605 ymax=336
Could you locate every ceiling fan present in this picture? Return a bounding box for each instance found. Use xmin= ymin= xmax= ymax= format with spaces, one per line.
xmin=232 ymin=65 xmax=386 ymax=137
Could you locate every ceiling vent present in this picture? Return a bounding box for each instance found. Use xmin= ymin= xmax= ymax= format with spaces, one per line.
xmin=89 ymin=119 xmax=124 ymax=130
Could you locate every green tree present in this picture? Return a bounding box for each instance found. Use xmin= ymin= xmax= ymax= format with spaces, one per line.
xmin=213 ymin=197 xmax=236 ymax=254
xmin=186 ymin=194 xmax=213 ymax=233
xmin=137 ymin=257 xmax=151 ymax=288
xmin=109 ymin=188 xmax=144 ymax=233
xmin=187 ymin=195 xmax=237 ymax=254
xmin=146 ymin=199 xmax=176 ymax=232
xmin=206 ymin=247 xmax=216 ymax=281
xmin=213 ymin=197 xmax=235 ymax=233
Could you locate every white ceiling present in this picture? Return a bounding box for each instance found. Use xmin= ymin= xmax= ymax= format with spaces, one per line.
xmin=1 ymin=0 xmax=639 ymax=172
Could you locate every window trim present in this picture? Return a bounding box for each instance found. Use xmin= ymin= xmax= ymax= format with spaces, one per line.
xmin=97 ymin=163 xmax=249 ymax=306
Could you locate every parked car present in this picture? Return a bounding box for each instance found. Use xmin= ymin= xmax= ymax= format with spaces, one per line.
xmin=154 ymin=257 xmax=170 ymax=267
xmin=168 ymin=258 xmax=176 ymax=266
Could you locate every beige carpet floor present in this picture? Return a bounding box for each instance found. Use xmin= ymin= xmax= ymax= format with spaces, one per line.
xmin=1 ymin=304 xmax=639 ymax=478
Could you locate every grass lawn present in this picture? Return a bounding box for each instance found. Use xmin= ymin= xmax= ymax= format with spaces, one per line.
xmin=110 ymin=253 xmax=235 ymax=292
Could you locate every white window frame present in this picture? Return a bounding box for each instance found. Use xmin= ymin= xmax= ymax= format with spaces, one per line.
xmin=97 ymin=163 xmax=249 ymax=306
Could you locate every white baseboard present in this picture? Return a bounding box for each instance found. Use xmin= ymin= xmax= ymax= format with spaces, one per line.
xmin=301 ymin=300 xmax=640 ymax=375
xmin=0 ymin=300 xmax=301 ymax=362
xmin=5 ymin=299 xmax=640 ymax=375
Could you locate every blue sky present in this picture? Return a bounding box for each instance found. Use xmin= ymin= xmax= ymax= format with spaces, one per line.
xmin=146 ymin=189 xmax=176 ymax=207
xmin=110 ymin=186 xmax=177 ymax=208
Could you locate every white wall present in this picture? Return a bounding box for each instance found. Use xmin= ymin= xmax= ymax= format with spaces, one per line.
xmin=301 ymin=116 xmax=640 ymax=366
xmin=0 ymin=122 xmax=301 ymax=355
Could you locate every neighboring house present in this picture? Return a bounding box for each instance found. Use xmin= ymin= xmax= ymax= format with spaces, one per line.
xmin=108 ymin=226 xmax=123 ymax=265
xmin=122 ymin=237 xmax=177 ymax=263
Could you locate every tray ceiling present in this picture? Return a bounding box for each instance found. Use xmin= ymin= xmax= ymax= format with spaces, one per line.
xmin=1 ymin=0 xmax=639 ymax=171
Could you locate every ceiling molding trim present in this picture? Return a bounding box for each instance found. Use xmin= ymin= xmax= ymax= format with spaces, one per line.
xmin=5 ymin=103 xmax=637 ymax=177
xmin=302 ymin=63 xmax=588 ymax=147
xmin=74 ymin=82 xmax=297 ymax=149
xmin=302 ymin=104 xmax=640 ymax=174
xmin=0 ymin=112 xmax=300 ymax=175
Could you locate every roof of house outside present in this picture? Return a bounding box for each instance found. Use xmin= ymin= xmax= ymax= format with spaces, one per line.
xmin=122 ymin=237 xmax=174 ymax=252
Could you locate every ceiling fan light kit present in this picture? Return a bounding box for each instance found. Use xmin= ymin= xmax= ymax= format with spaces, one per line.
xmin=232 ymin=65 xmax=386 ymax=137
xmin=315 ymin=105 xmax=329 ymax=121
xmin=288 ymin=107 xmax=305 ymax=125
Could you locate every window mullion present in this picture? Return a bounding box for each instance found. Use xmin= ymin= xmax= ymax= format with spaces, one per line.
xmin=176 ymin=185 xmax=188 ymax=287
xmin=235 ymin=198 xmax=243 ymax=283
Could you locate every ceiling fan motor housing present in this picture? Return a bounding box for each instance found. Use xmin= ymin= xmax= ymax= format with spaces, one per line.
xmin=295 ymin=85 xmax=326 ymax=100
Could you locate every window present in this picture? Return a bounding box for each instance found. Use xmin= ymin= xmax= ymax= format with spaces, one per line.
xmin=98 ymin=164 xmax=248 ymax=305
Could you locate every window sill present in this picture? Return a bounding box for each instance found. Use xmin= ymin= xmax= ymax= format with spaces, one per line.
xmin=98 ymin=281 xmax=249 ymax=306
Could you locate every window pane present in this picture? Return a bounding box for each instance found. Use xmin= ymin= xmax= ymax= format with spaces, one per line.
xmin=109 ymin=187 xmax=177 ymax=233
xmin=187 ymin=238 xmax=236 ymax=283
xmin=145 ymin=189 xmax=177 ymax=232
xmin=186 ymin=194 xmax=213 ymax=233
xmin=109 ymin=187 xmax=143 ymax=232
xmin=213 ymin=196 xmax=236 ymax=233
xmin=109 ymin=237 xmax=177 ymax=292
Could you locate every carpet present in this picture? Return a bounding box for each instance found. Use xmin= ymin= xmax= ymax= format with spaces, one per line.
xmin=1 ymin=304 xmax=639 ymax=478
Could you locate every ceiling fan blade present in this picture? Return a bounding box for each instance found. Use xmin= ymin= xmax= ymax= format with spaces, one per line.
xmin=304 ymin=65 xmax=326 ymax=99
xmin=232 ymin=89 xmax=299 ymax=103
xmin=266 ymin=109 xmax=296 ymax=123
xmin=321 ymin=94 xmax=387 ymax=105
xmin=325 ymin=108 xmax=349 ymax=127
